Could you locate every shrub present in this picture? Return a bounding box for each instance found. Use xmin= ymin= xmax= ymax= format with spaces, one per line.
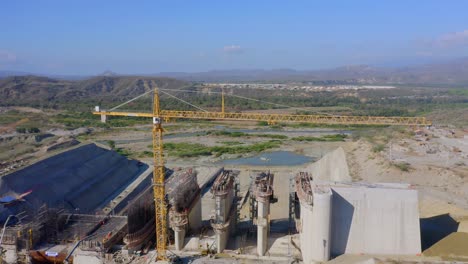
xmin=16 ymin=127 xmax=27 ymax=133
xmin=107 ymin=140 xmax=116 ymax=149
xmin=28 ymin=127 xmax=40 ymax=133
xmin=393 ymin=162 xmax=411 ymax=172
xmin=372 ymin=144 xmax=385 ymax=153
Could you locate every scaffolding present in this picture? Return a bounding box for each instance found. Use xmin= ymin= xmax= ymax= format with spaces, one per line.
xmin=125 ymin=186 xmax=155 ymax=252
xmin=295 ymin=172 xmax=314 ymax=206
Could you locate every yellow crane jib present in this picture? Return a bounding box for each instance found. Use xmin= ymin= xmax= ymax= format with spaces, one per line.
xmin=93 ymin=110 xmax=431 ymax=126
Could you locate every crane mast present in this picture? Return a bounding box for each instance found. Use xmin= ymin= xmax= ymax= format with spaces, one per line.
xmin=151 ymin=89 xmax=168 ymax=260
xmin=93 ymin=88 xmax=431 ymax=260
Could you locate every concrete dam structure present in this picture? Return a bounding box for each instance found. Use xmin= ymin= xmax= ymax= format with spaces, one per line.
xmin=296 ymin=174 xmax=421 ymax=263
xmin=295 ymin=146 xmax=421 ymax=264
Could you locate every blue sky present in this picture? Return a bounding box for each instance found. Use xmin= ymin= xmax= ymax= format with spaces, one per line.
xmin=1 ymin=1 xmax=468 ymax=75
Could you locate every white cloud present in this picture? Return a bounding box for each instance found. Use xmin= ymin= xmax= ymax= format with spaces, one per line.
xmin=434 ymin=30 xmax=468 ymax=48
xmin=223 ymin=45 xmax=244 ymax=54
xmin=0 ymin=49 xmax=17 ymax=62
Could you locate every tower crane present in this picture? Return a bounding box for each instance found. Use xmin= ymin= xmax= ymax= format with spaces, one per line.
xmin=93 ymin=88 xmax=431 ymax=261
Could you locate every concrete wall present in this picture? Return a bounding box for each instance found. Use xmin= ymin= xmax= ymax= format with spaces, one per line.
xmin=307 ymin=147 xmax=351 ymax=182
xmin=188 ymin=194 xmax=202 ymax=232
xmin=330 ymin=185 xmax=421 ymax=256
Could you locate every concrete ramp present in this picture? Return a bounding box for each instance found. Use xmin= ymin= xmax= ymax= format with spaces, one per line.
xmin=331 ymin=184 xmax=421 ymax=256
xmin=0 ymin=143 xmax=148 ymax=221
xmin=307 ymin=147 xmax=351 ymax=182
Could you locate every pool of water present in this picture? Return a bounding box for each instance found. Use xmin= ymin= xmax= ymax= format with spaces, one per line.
xmin=221 ymin=151 xmax=314 ymax=166
xmin=215 ymin=125 xmax=352 ymax=135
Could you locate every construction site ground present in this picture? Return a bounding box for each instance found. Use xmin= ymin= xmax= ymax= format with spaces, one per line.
xmin=103 ymin=123 xmax=468 ymax=263
xmin=2 ymin=110 xmax=468 ymax=263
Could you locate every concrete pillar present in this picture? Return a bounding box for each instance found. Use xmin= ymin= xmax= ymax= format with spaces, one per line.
xmin=257 ymin=199 xmax=270 ymax=256
xmin=173 ymin=227 xmax=186 ymax=251
xmin=101 ymin=114 xmax=107 ymax=123
xmin=301 ymin=190 xmax=333 ymax=263
xmin=257 ymin=218 xmax=268 ymax=256
xmin=215 ymin=227 xmax=229 ymax=253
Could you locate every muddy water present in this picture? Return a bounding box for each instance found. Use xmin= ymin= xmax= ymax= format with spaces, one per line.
xmin=220 ymin=151 xmax=314 ymax=166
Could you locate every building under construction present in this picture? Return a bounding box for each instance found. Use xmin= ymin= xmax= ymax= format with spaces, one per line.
xmin=210 ymin=169 xmax=240 ymax=253
xmin=0 ymin=139 xmax=430 ymax=263
xmin=0 ymin=144 xmax=208 ymax=263
xmin=167 ymin=168 xmax=201 ymax=250
xmin=123 ymin=168 xmax=202 ymax=253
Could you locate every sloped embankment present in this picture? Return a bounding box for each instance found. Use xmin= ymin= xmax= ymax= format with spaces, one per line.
xmin=0 ymin=143 xmax=148 ymax=221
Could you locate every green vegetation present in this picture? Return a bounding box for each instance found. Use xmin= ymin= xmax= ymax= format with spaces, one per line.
xmin=16 ymin=127 xmax=40 ymax=134
xmin=288 ymin=122 xmax=389 ymax=129
xmin=372 ymin=144 xmax=385 ymax=153
xmin=0 ymin=110 xmax=52 ymax=130
xmin=139 ymin=150 xmax=153 ymax=158
xmin=218 ymin=141 xmax=244 ymax=145
xmin=115 ymin=147 xmax=133 ymax=157
xmin=448 ymin=88 xmax=468 ymax=96
xmin=291 ymin=134 xmax=347 ymax=142
xmin=163 ymin=140 xmax=281 ymax=158
xmin=107 ymin=140 xmax=116 ymax=149
xmin=2 ymin=76 xmax=468 ymax=129
xmin=0 ymin=110 xmax=22 ymax=125
xmin=392 ymin=161 xmax=411 ymax=172
xmin=53 ymin=112 xmax=109 ymax=129
xmin=53 ymin=111 xmax=149 ymax=129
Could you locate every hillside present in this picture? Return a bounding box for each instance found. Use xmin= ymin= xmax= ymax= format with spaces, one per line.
xmin=0 ymin=75 xmax=188 ymax=107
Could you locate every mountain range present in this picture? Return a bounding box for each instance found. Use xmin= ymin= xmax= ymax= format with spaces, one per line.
xmin=153 ymin=58 xmax=468 ymax=84
xmin=0 ymin=75 xmax=187 ymax=106
xmin=1 ymin=58 xmax=468 ymax=85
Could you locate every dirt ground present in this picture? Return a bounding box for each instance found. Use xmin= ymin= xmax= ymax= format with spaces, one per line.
xmin=344 ymin=128 xmax=468 ymax=220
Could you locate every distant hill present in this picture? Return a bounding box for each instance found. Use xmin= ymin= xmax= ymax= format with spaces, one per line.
xmin=0 ymin=71 xmax=89 ymax=80
xmin=0 ymin=71 xmax=33 ymax=78
xmin=0 ymin=75 xmax=187 ymax=106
